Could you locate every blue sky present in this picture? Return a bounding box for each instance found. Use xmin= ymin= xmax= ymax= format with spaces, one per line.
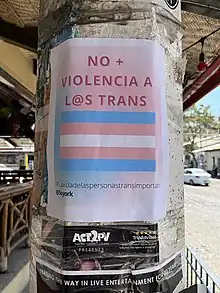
xmin=196 ymin=86 xmax=220 ymax=116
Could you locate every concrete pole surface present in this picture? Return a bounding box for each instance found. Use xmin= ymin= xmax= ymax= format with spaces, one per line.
xmin=31 ymin=0 xmax=185 ymax=292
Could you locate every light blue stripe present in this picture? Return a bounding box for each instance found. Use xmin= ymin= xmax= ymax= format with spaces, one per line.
xmin=61 ymin=111 xmax=155 ymax=124
xmin=60 ymin=159 xmax=156 ymax=172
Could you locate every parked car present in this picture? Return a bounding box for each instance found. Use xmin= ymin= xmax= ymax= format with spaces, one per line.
xmin=184 ymin=168 xmax=211 ymax=186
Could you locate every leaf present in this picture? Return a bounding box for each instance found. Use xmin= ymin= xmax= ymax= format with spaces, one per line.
xmin=183 ymin=105 xmax=219 ymax=151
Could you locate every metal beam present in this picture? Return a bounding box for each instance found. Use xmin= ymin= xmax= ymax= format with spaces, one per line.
xmin=0 ymin=19 xmax=37 ymax=53
xmin=0 ymin=68 xmax=35 ymax=106
xmin=181 ymin=0 xmax=220 ymax=19
xmin=183 ymin=55 xmax=220 ymax=111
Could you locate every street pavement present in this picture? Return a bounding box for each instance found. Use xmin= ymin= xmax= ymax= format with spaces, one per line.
xmin=0 ymin=244 xmax=29 ymax=293
xmin=1 ymin=179 xmax=220 ymax=292
xmin=185 ymin=179 xmax=220 ymax=277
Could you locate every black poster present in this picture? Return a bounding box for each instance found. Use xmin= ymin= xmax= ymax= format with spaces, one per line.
xmin=40 ymin=224 xmax=159 ymax=267
xmin=36 ymin=253 xmax=183 ymax=293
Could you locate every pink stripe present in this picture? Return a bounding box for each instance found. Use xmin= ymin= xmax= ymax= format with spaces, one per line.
xmin=60 ymin=147 xmax=155 ymax=159
xmin=60 ymin=123 xmax=155 ymax=136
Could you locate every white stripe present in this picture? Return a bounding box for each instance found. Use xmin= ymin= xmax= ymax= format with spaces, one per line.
xmin=35 ymin=252 xmax=181 ymax=276
xmin=60 ymin=135 xmax=156 ymax=148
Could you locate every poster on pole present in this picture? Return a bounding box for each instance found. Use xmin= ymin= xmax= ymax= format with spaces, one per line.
xmin=47 ymin=38 xmax=169 ymax=222
xmin=40 ymin=222 xmax=159 ymax=265
xmin=36 ymin=252 xmax=182 ymax=293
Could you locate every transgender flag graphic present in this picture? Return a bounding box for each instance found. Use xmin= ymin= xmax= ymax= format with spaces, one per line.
xmin=59 ymin=110 xmax=156 ymax=172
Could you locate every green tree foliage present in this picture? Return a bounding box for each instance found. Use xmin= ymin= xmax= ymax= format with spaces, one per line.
xmin=184 ymin=105 xmax=220 ymax=164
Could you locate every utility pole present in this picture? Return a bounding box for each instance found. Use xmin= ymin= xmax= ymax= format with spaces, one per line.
xmin=31 ymin=1 xmax=185 ymax=292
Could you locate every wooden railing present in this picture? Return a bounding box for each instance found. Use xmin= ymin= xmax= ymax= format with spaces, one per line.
xmin=0 ymin=182 xmax=33 ymax=272
xmin=0 ymin=170 xmax=33 ymax=185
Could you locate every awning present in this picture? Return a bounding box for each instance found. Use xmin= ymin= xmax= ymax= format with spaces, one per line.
xmin=0 ymin=0 xmax=220 ymax=109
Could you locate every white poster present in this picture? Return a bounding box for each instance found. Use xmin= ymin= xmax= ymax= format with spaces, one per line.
xmin=47 ymin=38 xmax=169 ymax=222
